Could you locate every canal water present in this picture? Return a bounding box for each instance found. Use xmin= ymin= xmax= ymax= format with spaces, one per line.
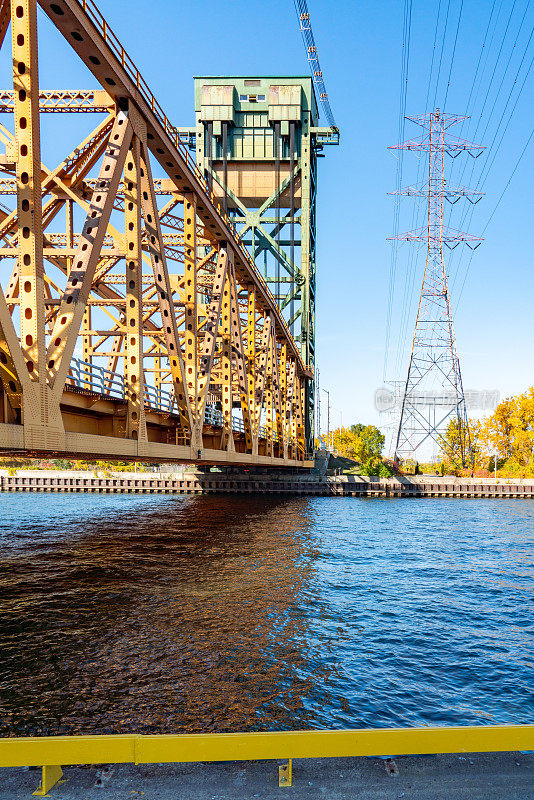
xmin=0 ymin=493 xmax=532 ymax=736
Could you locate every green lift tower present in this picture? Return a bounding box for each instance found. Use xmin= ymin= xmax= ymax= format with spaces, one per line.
xmin=180 ymin=76 xmax=338 ymax=452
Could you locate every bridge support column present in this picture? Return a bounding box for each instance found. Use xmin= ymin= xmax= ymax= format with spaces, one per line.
xmin=183 ymin=192 xmax=202 ymax=452
xmin=280 ymin=343 xmax=289 ymax=460
xmin=124 ymin=133 xmax=147 ymax=450
xmin=220 ymin=263 xmax=234 ymax=452
xmin=12 ymin=0 xmax=63 ymax=448
xmin=247 ymin=285 xmax=258 ymax=456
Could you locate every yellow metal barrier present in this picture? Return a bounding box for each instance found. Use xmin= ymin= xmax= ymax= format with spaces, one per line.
xmin=1 ymin=724 xmax=533 ymax=767
xmin=1 ymin=725 xmax=533 ymax=793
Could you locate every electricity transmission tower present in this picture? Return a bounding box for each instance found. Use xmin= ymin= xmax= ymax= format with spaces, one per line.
xmin=388 ymin=110 xmax=485 ymax=465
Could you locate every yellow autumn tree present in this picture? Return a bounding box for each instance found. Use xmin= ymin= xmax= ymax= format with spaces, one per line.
xmin=480 ymin=387 xmax=534 ymax=476
xmin=438 ymin=417 xmax=482 ymax=470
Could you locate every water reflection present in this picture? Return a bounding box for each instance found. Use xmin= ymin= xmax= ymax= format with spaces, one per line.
xmin=0 ymin=494 xmax=533 ymax=735
xmin=0 ymin=495 xmax=332 ymax=735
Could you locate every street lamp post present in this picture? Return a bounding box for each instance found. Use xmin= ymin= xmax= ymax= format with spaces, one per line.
xmin=321 ymin=388 xmax=331 ymax=452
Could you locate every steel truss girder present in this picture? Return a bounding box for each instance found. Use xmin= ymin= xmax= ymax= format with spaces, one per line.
xmin=0 ymin=0 xmax=309 ymax=467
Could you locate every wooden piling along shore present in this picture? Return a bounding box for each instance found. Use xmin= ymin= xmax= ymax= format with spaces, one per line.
xmin=1 ymin=471 xmax=534 ymax=498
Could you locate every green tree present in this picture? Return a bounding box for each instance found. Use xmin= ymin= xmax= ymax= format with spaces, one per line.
xmin=332 ymin=423 xmax=387 ymax=475
xmin=358 ymin=425 xmax=385 ymax=463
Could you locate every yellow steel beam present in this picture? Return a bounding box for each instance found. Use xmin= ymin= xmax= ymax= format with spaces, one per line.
xmin=246 ymin=285 xmax=256 ymax=447
xmin=274 ymin=337 xmax=285 ymax=454
xmin=220 ymin=264 xmax=233 ymax=452
xmin=12 ymin=0 xmax=45 ymax=385
xmin=183 ymin=192 xmax=198 ymax=437
xmin=0 ymin=726 xmax=532 ymax=769
xmin=253 ymin=315 xmax=270 ymax=436
xmin=228 ymin=256 xmax=253 ymax=453
xmin=0 ymin=0 xmax=10 ymax=51
xmin=197 ymin=248 xmax=227 ymax=423
xmin=138 ymin=139 xmax=192 ymax=437
xmin=124 ymin=135 xmax=146 ymax=445
xmin=46 ymin=111 xmax=132 ymax=396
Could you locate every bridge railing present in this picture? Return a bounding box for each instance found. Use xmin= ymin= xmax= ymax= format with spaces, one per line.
xmin=66 ymin=359 xmax=285 ymax=445
xmin=67 ymin=358 xmax=125 ymax=401
xmin=143 ymin=384 xmax=175 ymax=414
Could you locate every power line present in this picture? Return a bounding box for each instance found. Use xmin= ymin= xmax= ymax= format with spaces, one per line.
xmin=383 ymin=0 xmax=413 ymax=381
xmin=450 ymin=35 xmax=534 ymax=293
xmin=455 ymin=126 xmax=534 ymax=309
xmin=388 ymin=0 xmax=533 ymax=390
xmin=443 ymin=0 xmax=505 ymax=302
xmin=452 ymin=0 xmax=520 ymax=189
xmin=482 ymin=129 xmax=533 ymax=231
xmin=478 ymin=1 xmax=532 ymax=146
xmin=447 ymin=2 xmax=533 ymax=292
xmin=431 ymin=0 xmax=453 ymax=110
xmin=461 ymin=0 xmax=500 ymax=121
xmin=476 ymin=51 xmax=534 ymax=188
xmin=393 ymin=0 xmax=448 ymax=380
xmin=393 ymin=0 xmax=465 ymax=383
xmin=443 ymin=0 xmax=465 ymax=108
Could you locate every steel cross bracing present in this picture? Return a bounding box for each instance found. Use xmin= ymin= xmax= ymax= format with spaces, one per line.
xmin=0 ymin=0 xmax=311 ymax=467
xmin=0 ymin=88 xmax=113 ymax=112
xmin=388 ymin=110 xmax=484 ymax=466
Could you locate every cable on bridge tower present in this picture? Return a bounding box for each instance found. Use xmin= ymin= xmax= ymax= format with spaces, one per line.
xmin=293 ymin=0 xmax=338 ymax=131
xmin=387 ymin=110 xmax=485 ymax=466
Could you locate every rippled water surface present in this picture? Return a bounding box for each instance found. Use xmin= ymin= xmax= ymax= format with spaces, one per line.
xmin=0 ymin=493 xmax=532 ymax=735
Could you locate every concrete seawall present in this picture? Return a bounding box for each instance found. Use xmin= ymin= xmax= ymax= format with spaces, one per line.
xmin=1 ymin=471 xmax=534 ymax=497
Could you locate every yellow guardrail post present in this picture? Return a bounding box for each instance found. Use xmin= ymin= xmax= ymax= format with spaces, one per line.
xmin=278 ymin=758 xmax=292 ymax=787
xmin=32 ymin=765 xmax=63 ymax=796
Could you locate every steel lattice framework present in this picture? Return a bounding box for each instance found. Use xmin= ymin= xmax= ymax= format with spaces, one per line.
xmin=388 ymin=110 xmax=484 ymax=465
xmin=0 ymin=0 xmax=312 ymax=467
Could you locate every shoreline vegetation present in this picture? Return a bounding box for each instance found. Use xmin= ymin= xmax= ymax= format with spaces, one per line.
xmin=322 ymin=386 xmax=534 ymax=479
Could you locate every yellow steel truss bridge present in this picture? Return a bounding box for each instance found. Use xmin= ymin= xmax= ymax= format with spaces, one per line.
xmin=0 ymin=0 xmax=314 ymax=468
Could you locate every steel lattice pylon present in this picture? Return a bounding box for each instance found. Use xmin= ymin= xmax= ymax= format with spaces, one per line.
xmin=388 ymin=110 xmax=485 ymax=466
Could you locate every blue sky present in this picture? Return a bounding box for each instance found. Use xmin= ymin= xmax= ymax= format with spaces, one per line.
xmin=2 ymin=0 xmax=532 ymax=436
